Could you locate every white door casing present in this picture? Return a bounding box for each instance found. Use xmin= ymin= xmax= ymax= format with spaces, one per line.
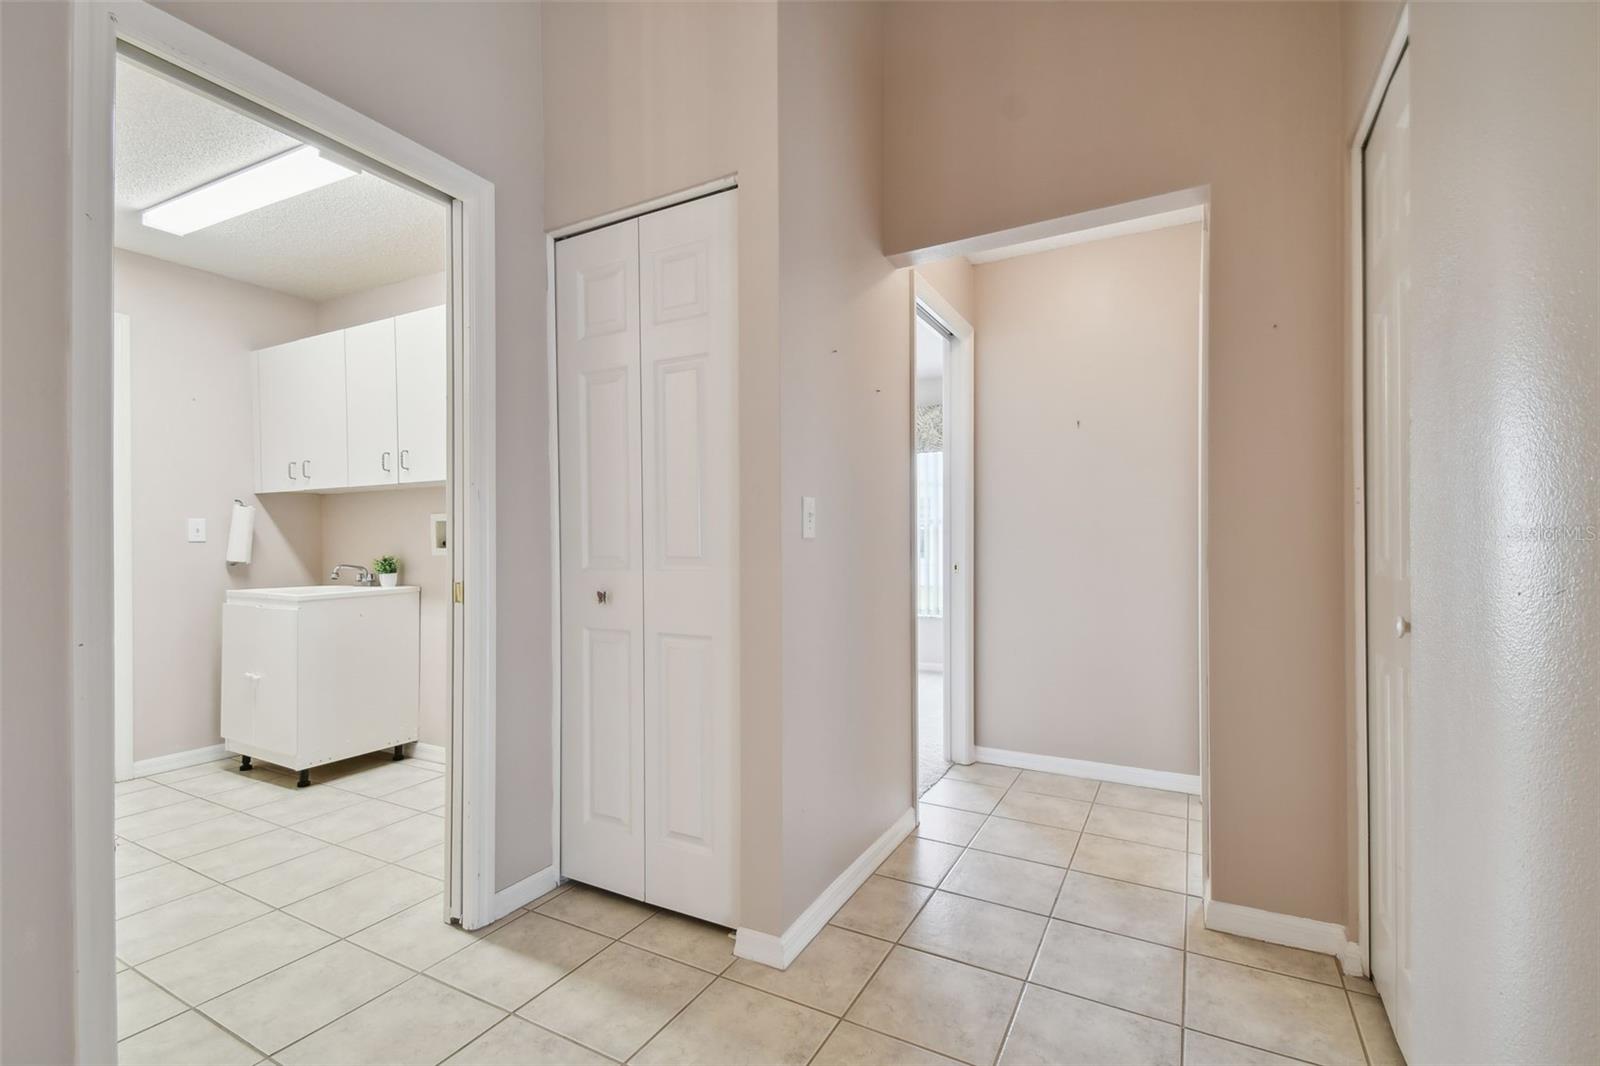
xmin=397 ymin=305 xmax=448 ymax=483
xmin=345 ymin=318 xmax=400 ymax=487
xmin=1364 ymin=48 xmax=1413 ymax=1050
xmin=639 ymin=192 xmax=738 ymax=927
xmin=558 ymin=217 xmax=647 ymax=899
xmin=113 ymin=313 xmax=134 ymax=781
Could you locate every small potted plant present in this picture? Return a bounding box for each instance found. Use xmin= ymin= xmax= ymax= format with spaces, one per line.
xmin=373 ymin=554 xmax=400 ymax=588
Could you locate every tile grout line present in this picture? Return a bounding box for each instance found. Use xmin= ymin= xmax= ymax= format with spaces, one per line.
xmin=1344 ymin=986 xmax=1375 ymax=1066
xmin=991 ymin=771 xmax=1088 ymax=1065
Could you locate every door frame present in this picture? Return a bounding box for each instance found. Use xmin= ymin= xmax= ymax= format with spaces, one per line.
xmin=69 ymin=3 xmax=499 ymax=1057
xmin=1347 ymin=3 xmax=1412 ymax=982
xmin=911 ymin=274 xmax=976 ymax=767
xmin=543 ymin=176 xmax=740 ymax=888
xmin=113 ymin=312 xmax=134 ymax=782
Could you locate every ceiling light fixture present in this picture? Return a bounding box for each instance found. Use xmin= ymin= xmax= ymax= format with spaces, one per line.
xmin=141 ymin=144 xmax=356 ymax=236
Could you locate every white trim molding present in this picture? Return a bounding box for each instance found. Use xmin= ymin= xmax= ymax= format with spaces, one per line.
xmin=975 ymin=746 xmax=1200 ymax=795
xmin=889 ymin=186 xmax=1209 ymax=268
xmin=408 ymin=742 xmax=448 ymax=766
xmin=734 ymin=808 xmax=916 ymax=970
xmin=131 ymin=743 xmax=229 ymax=779
xmin=489 ymin=864 xmax=560 ymax=920
xmin=1205 ymin=898 xmax=1359 ymax=972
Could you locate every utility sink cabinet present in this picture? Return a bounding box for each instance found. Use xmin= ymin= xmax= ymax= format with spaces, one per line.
xmin=222 ymin=585 xmax=419 ymax=784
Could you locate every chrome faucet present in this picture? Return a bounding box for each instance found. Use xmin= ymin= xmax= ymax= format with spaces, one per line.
xmin=329 ymin=563 xmax=375 ymax=586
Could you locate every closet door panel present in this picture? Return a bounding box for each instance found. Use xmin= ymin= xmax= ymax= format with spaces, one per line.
xmin=344 ymin=319 xmax=399 ymax=488
xmin=558 ymin=217 xmax=645 ymax=900
xmin=640 ymin=190 xmax=738 ymax=926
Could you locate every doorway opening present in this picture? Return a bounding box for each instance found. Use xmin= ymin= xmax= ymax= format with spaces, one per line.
xmin=912 ymin=283 xmax=975 ymax=794
xmin=71 ymin=6 xmax=501 ymax=1056
xmin=899 ymin=187 xmax=1209 ymax=905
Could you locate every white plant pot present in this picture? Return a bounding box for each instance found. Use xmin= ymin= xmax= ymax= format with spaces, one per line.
xmin=378 ymin=572 xmax=399 ymax=588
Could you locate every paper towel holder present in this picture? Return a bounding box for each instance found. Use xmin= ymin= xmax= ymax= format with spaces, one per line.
xmin=226 ymin=499 xmax=250 ymax=568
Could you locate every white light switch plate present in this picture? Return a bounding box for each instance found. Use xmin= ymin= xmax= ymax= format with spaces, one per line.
xmin=187 ymin=518 xmax=207 ymax=543
xmin=801 ymin=496 xmax=817 ymax=540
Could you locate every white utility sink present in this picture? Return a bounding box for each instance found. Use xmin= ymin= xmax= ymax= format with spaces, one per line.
xmin=222 ymin=584 xmax=419 ymax=786
xmin=226 ymin=584 xmax=417 ymax=603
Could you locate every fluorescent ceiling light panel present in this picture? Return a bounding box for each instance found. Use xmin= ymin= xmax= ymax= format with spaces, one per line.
xmin=141 ymin=145 xmax=356 ymax=236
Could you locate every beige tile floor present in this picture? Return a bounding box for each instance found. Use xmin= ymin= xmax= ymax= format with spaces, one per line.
xmin=115 ymin=758 xmax=1406 ymax=1065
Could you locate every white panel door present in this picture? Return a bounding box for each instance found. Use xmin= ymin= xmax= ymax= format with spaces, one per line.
xmin=640 ymin=191 xmax=738 ymax=926
xmin=396 ymin=305 xmax=448 ymax=484
xmin=1365 ymin=50 xmax=1413 ymax=1054
xmin=345 ymin=318 xmax=399 ymax=488
xmin=558 ymin=218 xmax=646 ymax=899
xmin=256 ymin=331 xmax=347 ymax=492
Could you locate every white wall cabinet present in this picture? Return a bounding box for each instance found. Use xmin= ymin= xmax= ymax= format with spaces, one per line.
xmin=344 ymin=318 xmax=400 ymax=488
xmin=558 ymin=190 xmax=738 ymax=928
xmin=395 ymin=305 xmax=447 ymax=483
xmin=255 ymin=331 xmax=349 ymax=492
xmin=254 ymin=305 xmax=445 ymax=494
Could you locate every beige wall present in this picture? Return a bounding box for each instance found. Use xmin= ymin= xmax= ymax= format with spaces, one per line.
xmin=114 ymin=251 xmax=325 ymax=761
xmin=776 ymin=1 xmax=910 ymax=927
xmin=1399 ymin=4 xmax=1597 ymax=1060
xmin=0 ymin=2 xmax=77 ymax=1059
xmin=542 ymin=0 xmax=788 ymax=933
xmin=973 ymin=224 xmax=1202 ymax=775
xmin=916 ymin=256 xmax=978 ymax=330
xmin=313 ymin=271 xmax=445 ymax=335
xmin=885 ymin=1 xmax=1349 ymax=924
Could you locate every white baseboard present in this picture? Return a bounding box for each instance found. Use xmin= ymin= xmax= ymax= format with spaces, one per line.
xmin=734 ymin=807 xmax=915 ymax=970
xmin=133 ymin=743 xmax=228 ymax=778
xmin=1204 ymin=897 xmax=1354 ymax=962
xmin=486 ymin=864 xmax=559 ymax=927
xmin=974 ymin=745 xmax=1200 ymax=795
xmin=1339 ymin=939 xmax=1367 ymax=978
xmin=408 ymin=742 xmax=447 ymax=765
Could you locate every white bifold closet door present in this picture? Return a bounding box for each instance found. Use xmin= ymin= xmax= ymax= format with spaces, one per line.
xmin=558 ymin=190 xmax=738 ymax=928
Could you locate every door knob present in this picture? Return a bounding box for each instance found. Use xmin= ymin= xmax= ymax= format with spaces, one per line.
xmin=1395 ymin=615 xmax=1411 ymax=638
xmin=596 ymin=590 xmax=609 ymax=605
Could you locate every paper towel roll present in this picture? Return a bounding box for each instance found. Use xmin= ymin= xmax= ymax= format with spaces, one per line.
xmin=225 ymin=501 xmax=255 ymax=565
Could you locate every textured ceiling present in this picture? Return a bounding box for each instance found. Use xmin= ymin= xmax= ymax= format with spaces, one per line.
xmin=113 ymin=59 xmax=446 ymax=302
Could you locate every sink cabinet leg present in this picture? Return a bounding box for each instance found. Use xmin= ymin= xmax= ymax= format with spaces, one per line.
xmin=392 ymin=745 xmax=405 ymax=762
xmin=297 ymin=769 xmax=311 ymax=788
xmin=239 ymin=755 xmax=253 ymax=772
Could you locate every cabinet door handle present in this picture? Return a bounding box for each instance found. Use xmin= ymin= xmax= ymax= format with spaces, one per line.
xmin=301 ymin=459 xmax=310 ymax=479
xmin=381 ymin=451 xmax=392 ymax=472
xmin=288 ymin=462 xmax=298 ymax=480
xmin=400 ymin=449 xmax=411 ymax=471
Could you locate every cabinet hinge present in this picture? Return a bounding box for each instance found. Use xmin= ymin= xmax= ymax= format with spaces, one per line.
xmin=454 ymin=581 xmax=464 ymax=604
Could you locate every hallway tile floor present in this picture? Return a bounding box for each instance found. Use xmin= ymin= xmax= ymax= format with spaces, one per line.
xmin=114 ymin=758 xmax=1404 ymax=1065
